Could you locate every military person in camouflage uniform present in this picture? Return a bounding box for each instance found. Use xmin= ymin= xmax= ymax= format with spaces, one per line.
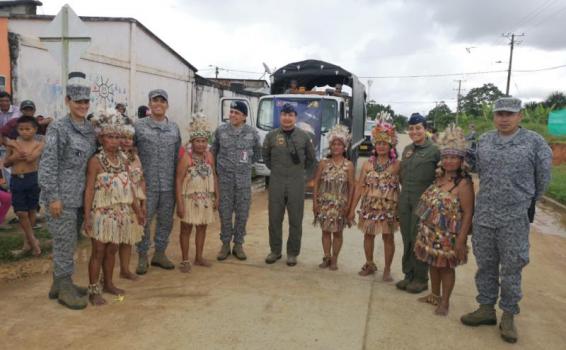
xmin=39 ymin=72 xmax=97 ymax=310
xmin=397 ymin=113 xmax=440 ymax=293
xmin=135 ymin=89 xmax=181 ymax=274
xmin=461 ymin=97 xmax=552 ymax=344
xmin=262 ymin=103 xmax=316 ymax=266
xmin=212 ymin=101 xmax=261 ymax=261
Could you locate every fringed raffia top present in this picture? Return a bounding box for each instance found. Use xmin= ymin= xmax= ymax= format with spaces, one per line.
xmin=357 ymin=159 xmax=400 ymax=235
xmin=89 ymin=150 xmax=138 ymax=244
xmin=127 ymin=154 xmax=146 ymax=201
xmin=414 ymin=182 xmax=466 ymax=268
xmin=180 ymin=151 xmax=215 ymax=225
xmin=314 ymin=159 xmax=350 ymax=233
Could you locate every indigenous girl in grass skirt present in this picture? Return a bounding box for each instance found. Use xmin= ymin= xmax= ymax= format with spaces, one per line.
xmin=175 ymin=115 xmax=218 ymax=273
xmin=84 ymin=111 xmax=145 ymax=306
xmin=349 ymin=114 xmax=399 ymax=281
xmin=414 ymin=125 xmax=474 ymax=316
xmin=118 ymin=120 xmax=146 ymax=281
xmin=312 ymin=124 xmax=355 ymax=271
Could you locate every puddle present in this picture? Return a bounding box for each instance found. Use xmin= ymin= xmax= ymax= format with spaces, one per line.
xmin=534 ymin=200 xmax=566 ymax=238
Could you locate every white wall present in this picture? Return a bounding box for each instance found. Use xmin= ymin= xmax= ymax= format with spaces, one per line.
xmin=8 ymin=16 xmax=261 ymax=142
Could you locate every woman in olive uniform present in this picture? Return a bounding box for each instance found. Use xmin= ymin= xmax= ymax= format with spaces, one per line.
xmin=397 ymin=113 xmax=440 ymax=294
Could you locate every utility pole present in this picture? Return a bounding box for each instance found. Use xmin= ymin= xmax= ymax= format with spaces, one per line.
xmin=454 ymin=79 xmax=465 ymax=125
xmin=503 ymin=32 xmax=525 ymax=96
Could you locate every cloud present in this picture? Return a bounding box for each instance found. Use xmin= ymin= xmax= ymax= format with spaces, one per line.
xmin=36 ymin=0 xmax=566 ymax=115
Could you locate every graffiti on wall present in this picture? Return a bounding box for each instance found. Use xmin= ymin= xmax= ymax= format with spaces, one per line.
xmin=91 ymin=75 xmax=128 ymax=110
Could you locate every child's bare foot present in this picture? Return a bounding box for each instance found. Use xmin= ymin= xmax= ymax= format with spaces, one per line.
xmin=179 ymin=260 xmax=192 ymax=273
xmin=90 ymin=294 xmax=107 ymax=306
xmin=120 ymin=271 xmax=139 ymax=281
xmin=435 ymin=302 xmax=449 ymax=316
xmin=103 ymin=284 xmax=125 ymax=295
xmin=31 ymin=239 xmax=42 ymax=257
xmin=329 ymin=256 xmax=338 ymax=271
xmin=194 ymin=258 xmax=212 ymax=267
xmin=417 ymin=293 xmax=441 ymax=306
xmin=382 ymin=270 xmax=394 ymax=282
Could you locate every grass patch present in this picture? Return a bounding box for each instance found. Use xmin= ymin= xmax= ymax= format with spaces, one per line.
xmin=547 ymin=164 xmax=566 ymax=205
xmin=0 ymin=227 xmax=52 ymax=262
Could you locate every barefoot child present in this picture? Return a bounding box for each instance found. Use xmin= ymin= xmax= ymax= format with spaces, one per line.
xmin=6 ymin=116 xmax=44 ymax=256
xmin=118 ymin=120 xmax=145 ymax=281
xmin=414 ymin=125 xmax=474 ymax=316
xmin=84 ymin=112 xmax=144 ymax=305
xmin=175 ymin=115 xmax=218 ymax=273
xmin=312 ymin=124 xmax=354 ymax=271
xmin=349 ymin=118 xmax=400 ymax=281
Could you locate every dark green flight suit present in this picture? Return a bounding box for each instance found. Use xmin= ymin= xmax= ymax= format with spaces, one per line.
xmin=398 ymin=139 xmax=440 ymax=283
xmin=262 ymin=127 xmax=316 ymax=257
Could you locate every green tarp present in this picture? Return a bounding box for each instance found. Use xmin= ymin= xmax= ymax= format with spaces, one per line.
xmin=548 ymin=109 xmax=566 ymax=136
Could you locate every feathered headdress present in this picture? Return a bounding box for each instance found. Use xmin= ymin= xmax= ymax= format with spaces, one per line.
xmin=437 ymin=124 xmax=467 ymax=158
xmin=371 ymin=111 xmax=397 ymax=145
xmin=188 ymin=114 xmax=211 ymax=141
xmin=90 ymin=109 xmax=128 ymax=136
xmin=327 ymin=124 xmax=351 ymax=147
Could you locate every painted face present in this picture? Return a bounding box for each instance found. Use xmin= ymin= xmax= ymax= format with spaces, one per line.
xmin=494 ymin=111 xmax=522 ymax=135
xmin=408 ymin=123 xmax=426 ymax=144
xmin=16 ymin=122 xmax=37 ymax=140
xmin=120 ymin=135 xmax=134 ymax=151
xmin=149 ymin=96 xmax=168 ymax=117
xmin=0 ymin=97 xmax=10 ymax=112
xmin=67 ymin=99 xmax=90 ymax=119
xmin=330 ymin=139 xmax=345 ymax=156
xmin=101 ymin=133 xmax=121 ymax=152
xmin=191 ymin=137 xmax=208 ymax=154
xmin=374 ymin=141 xmax=391 ymax=156
xmin=442 ymin=154 xmax=463 ymax=172
xmin=229 ymin=108 xmax=246 ymax=127
xmin=279 ymin=111 xmax=297 ymax=130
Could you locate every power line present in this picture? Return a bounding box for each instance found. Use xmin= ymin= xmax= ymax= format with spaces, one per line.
xmin=359 ymin=63 xmax=566 ymax=79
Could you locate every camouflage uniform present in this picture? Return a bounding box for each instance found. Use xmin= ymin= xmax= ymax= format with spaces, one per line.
xmin=473 ymin=128 xmax=552 ymax=314
xmin=38 ymin=115 xmax=96 ymax=278
xmin=135 ymin=117 xmax=181 ymax=255
xmin=262 ymin=128 xmax=316 ymax=257
xmin=211 ymin=123 xmax=261 ymax=244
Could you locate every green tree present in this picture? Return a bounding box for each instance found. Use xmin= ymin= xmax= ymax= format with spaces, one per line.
xmin=544 ymin=91 xmax=566 ymax=110
xmin=366 ymin=102 xmax=395 ymax=120
xmin=461 ymin=83 xmax=504 ymax=116
xmin=427 ymin=102 xmax=454 ymax=129
xmin=392 ymin=114 xmax=408 ymax=132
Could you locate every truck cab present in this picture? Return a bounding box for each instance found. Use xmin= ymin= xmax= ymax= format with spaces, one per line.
xmin=254 ymin=94 xmax=347 ymax=178
xmin=254 ymin=59 xmax=367 ymax=185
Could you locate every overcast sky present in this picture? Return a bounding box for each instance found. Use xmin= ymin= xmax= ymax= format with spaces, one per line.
xmin=38 ymin=0 xmax=566 ymax=116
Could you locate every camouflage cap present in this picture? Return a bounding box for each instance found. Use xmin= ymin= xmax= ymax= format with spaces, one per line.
xmin=493 ymin=97 xmax=522 ymax=113
xmin=66 ymin=72 xmax=91 ymax=101
xmin=148 ymin=89 xmax=168 ymax=101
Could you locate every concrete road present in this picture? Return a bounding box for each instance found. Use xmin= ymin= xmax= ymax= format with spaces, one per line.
xmin=1 ymin=135 xmax=565 ymax=349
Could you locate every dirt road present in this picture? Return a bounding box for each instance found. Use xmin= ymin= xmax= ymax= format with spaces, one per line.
xmin=1 ymin=134 xmax=565 ymax=349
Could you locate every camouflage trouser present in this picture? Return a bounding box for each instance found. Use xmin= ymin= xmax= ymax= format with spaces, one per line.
xmin=218 ymin=175 xmax=251 ymax=245
xmin=472 ymin=215 xmax=530 ymax=315
xmin=136 ymin=191 xmax=175 ymax=255
xmin=46 ymin=207 xmax=83 ymax=278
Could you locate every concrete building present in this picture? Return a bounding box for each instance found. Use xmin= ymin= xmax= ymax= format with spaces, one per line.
xmin=0 ymin=1 xmax=262 ymax=138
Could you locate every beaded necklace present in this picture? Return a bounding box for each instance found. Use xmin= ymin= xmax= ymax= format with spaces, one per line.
xmin=373 ymin=157 xmax=392 ymax=173
xmin=99 ymin=149 xmax=126 ymax=174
